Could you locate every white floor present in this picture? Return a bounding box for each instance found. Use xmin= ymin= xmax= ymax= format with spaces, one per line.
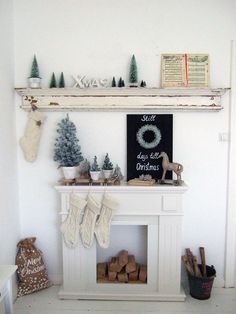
xmin=13 ymin=285 xmax=236 ymax=314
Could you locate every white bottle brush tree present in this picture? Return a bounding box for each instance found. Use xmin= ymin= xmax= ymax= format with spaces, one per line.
xmin=54 ymin=114 xmax=83 ymax=179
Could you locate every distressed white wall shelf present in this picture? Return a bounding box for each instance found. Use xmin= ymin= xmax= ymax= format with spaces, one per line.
xmin=56 ymin=184 xmax=188 ymax=301
xmin=16 ymin=87 xmax=229 ymax=112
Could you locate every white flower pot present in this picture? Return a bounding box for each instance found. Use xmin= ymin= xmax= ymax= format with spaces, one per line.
xmin=62 ymin=166 xmax=77 ymax=179
xmin=90 ymin=171 xmax=101 ymax=181
xmin=103 ymin=169 xmax=113 ymax=179
xmin=28 ymin=77 xmax=41 ymax=88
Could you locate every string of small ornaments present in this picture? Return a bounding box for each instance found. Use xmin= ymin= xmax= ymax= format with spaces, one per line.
xmin=28 ymin=54 xmax=146 ymax=89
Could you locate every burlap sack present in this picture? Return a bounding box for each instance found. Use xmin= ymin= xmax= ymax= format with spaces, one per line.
xmin=16 ymin=237 xmax=51 ymax=297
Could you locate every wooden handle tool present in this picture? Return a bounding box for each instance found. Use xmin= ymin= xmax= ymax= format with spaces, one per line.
xmin=199 ymin=247 xmax=207 ymax=277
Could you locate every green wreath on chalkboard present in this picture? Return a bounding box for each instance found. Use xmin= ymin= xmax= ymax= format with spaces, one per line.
xmin=136 ymin=124 xmax=162 ymax=149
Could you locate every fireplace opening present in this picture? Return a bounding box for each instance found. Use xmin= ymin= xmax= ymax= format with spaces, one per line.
xmin=96 ymin=225 xmax=147 ymax=284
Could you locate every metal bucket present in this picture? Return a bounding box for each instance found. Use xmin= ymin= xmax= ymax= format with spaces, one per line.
xmin=187 ymin=265 xmax=216 ymax=300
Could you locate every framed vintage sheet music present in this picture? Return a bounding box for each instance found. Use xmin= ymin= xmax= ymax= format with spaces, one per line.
xmin=161 ymin=53 xmax=209 ymax=88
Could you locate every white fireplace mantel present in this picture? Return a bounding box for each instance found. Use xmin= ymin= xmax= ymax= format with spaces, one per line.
xmin=16 ymin=87 xmax=229 ymax=111
xmin=56 ymin=183 xmax=188 ymax=301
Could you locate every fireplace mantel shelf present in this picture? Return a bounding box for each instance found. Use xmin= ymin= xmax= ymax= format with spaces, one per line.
xmin=16 ymin=87 xmax=229 ymax=112
xmin=55 ymin=182 xmax=188 ymax=193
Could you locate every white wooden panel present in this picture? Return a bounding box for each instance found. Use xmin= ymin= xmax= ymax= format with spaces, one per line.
xmin=158 ymin=216 xmax=182 ymax=294
xmin=162 ymin=195 xmax=182 ymax=212
xmin=16 ymin=87 xmax=228 ymax=111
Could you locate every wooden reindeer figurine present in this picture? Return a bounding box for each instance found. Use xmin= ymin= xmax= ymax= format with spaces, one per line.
xmin=158 ymin=152 xmax=183 ymax=184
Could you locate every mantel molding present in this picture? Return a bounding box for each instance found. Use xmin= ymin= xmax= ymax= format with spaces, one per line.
xmin=15 ymin=87 xmax=229 ymax=112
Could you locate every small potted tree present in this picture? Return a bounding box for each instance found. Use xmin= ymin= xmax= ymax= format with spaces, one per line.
xmin=53 ymin=114 xmax=83 ymax=179
xmin=28 ymin=55 xmax=41 ymax=88
xmin=102 ymin=153 xmax=113 ymax=179
xmin=90 ymin=156 xmax=101 ymax=181
xmin=78 ymin=159 xmax=90 ymax=179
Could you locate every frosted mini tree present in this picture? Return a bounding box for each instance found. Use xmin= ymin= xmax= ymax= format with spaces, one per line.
xmin=54 ymin=114 xmax=83 ymax=167
xmin=129 ymin=54 xmax=138 ymax=87
xmin=90 ymin=156 xmax=100 ymax=171
xmin=111 ymin=164 xmax=124 ymax=181
xmin=102 ymin=153 xmax=113 ymax=170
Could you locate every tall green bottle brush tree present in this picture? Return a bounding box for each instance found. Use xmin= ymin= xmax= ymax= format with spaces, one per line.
xmin=28 ymin=54 xmax=41 ymax=88
xmin=129 ymin=54 xmax=138 ymax=87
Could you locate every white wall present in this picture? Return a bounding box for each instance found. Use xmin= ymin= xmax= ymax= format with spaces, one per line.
xmin=14 ymin=0 xmax=236 ymax=285
xmin=0 ymin=0 xmax=20 ymax=265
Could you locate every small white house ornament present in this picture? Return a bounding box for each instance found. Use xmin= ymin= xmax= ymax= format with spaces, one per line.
xmin=72 ymin=75 xmax=109 ymax=88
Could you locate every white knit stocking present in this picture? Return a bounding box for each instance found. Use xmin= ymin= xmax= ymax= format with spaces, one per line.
xmin=80 ymin=195 xmax=100 ymax=248
xmin=95 ymin=194 xmax=118 ymax=249
xmin=60 ymin=193 xmax=87 ymax=248
xmin=20 ymin=110 xmax=46 ymax=162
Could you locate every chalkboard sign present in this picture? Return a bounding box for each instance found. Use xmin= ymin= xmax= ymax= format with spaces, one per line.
xmin=127 ymin=114 xmax=173 ymax=181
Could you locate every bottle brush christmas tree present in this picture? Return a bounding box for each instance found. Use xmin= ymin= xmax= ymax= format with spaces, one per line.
xmin=90 ymin=156 xmax=100 ymax=171
xmin=54 ymin=114 xmax=83 ymax=167
xmin=30 ymin=55 xmax=40 ymax=78
xmin=59 ymin=72 xmax=65 ymax=88
xmin=50 ymin=72 xmax=57 ymax=88
xmin=129 ymin=54 xmax=138 ymax=87
xmin=28 ymin=55 xmax=41 ymax=88
xmin=112 ymin=76 xmax=116 ymax=87
xmin=102 ymin=153 xmax=113 ymax=170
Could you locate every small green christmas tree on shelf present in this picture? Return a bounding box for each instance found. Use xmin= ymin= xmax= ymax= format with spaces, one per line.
xmin=53 ymin=114 xmax=83 ymax=167
xmin=90 ymin=156 xmax=100 ymax=171
xmin=129 ymin=54 xmax=138 ymax=87
xmin=118 ymin=77 xmax=123 ymax=87
xmin=28 ymin=55 xmax=41 ymax=88
xmin=112 ymin=76 xmax=116 ymax=87
xmin=30 ymin=55 xmax=40 ymax=78
xmin=50 ymin=72 xmax=57 ymax=88
xmin=140 ymin=80 xmax=146 ymax=87
xmin=102 ymin=153 xmax=113 ymax=170
xmin=59 ymin=72 xmax=65 ymax=88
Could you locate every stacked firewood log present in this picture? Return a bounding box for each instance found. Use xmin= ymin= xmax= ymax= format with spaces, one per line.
xmin=97 ymin=250 xmax=147 ymax=283
xmin=182 ymin=247 xmax=207 ymax=277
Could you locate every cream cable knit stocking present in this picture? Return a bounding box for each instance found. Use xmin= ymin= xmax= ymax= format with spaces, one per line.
xmin=20 ymin=110 xmax=46 ymax=162
xmin=80 ymin=195 xmax=100 ymax=248
xmin=95 ymin=194 xmax=118 ymax=249
xmin=60 ymin=193 xmax=87 ymax=248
